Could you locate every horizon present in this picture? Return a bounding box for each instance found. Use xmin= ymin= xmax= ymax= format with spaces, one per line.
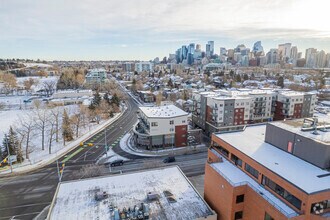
xmin=1 ymin=0 xmax=330 ymax=61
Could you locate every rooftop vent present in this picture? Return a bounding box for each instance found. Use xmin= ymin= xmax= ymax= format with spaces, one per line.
xmin=147 ymin=192 xmax=159 ymax=201
xmin=95 ymin=191 xmax=108 ymax=201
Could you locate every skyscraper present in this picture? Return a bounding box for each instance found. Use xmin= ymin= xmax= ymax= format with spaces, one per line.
xmin=290 ymin=46 xmax=298 ymax=60
xmin=252 ymin=41 xmax=264 ymax=56
xmin=196 ymin=44 xmax=201 ymax=51
xmin=266 ymin=49 xmax=278 ymax=64
xmin=187 ymin=43 xmax=195 ymax=65
xmin=305 ymin=48 xmax=317 ymax=68
xmin=278 ymin=43 xmax=291 ymax=61
xmin=316 ymin=50 xmax=326 ymax=68
xmin=208 ymin=41 xmax=214 ymax=56
xmin=206 ymin=43 xmax=211 ymax=57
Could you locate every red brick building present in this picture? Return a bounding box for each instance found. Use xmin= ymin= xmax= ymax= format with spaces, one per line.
xmin=204 ymin=122 xmax=330 ymax=220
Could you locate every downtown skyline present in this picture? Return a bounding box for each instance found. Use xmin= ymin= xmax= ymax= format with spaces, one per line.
xmin=1 ymin=0 xmax=330 ymax=60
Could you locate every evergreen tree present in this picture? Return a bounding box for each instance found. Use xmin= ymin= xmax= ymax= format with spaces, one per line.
xmin=103 ymin=93 xmax=111 ymax=105
xmin=1 ymin=137 xmax=9 ymax=159
xmin=131 ymin=78 xmax=137 ymax=92
xmin=235 ymin=74 xmax=242 ymax=83
xmin=277 ymin=76 xmax=284 ymax=88
xmin=89 ymin=91 xmax=102 ymax=110
xmin=111 ymin=93 xmax=120 ymax=107
xmin=62 ymin=109 xmax=73 ymax=143
xmin=243 ymin=74 xmax=249 ymax=81
xmin=167 ymin=78 xmax=173 ymax=88
xmin=229 ymin=70 xmax=234 ymax=77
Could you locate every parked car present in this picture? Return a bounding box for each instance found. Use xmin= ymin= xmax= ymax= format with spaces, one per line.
xmin=163 ymin=156 xmax=175 ymax=163
xmin=105 ymin=159 xmax=124 ymax=167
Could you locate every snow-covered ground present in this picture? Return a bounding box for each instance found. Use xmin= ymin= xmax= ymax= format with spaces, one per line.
xmin=0 ymin=96 xmax=124 ymax=172
xmin=16 ymin=76 xmax=58 ymax=93
xmin=23 ymin=63 xmax=53 ymax=68
xmin=98 ymin=149 xmax=129 ymax=164
xmin=119 ymin=132 xmax=206 ymax=157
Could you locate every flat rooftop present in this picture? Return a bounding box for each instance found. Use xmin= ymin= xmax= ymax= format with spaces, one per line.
xmin=215 ymin=125 xmax=330 ymax=194
xmin=139 ymin=105 xmax=188 ymax=118
xmin=210 ymin=149 xmax=298 ymax=218
xmin=48 ymin=166 xmax=214 ymax=220
xmin=272 ymin=118 xmax=330 ymax=144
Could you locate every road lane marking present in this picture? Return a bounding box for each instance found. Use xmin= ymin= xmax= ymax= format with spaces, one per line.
xmin=61 ymin=148 xmax=84 ymax=163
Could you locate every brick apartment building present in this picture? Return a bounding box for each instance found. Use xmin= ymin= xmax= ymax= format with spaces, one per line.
xmin=204 ymin=118 xmax=330 ymax=220
xmin=192 ymin=89 xmax=316 ymax=135
xmin=133 ymin=105 xmax=189 ymax=149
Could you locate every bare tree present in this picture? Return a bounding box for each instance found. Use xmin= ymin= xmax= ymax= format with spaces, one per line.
xmin=17 ymin=114 xmax=35 ymax=160
xmin=156 ymin=91 xmax=163 ymax=106
xmin=79 ymin=104 xmax=89 ymax=129
xmin=34 ymin=107 xmax=50 ymax=151
xmin=47 ymin=117 xmax=56 ymax=154
xmin=23 ymin=78 xmax=36 ymax=93
xmin=42 ymin=80 xmax=56 ymax=97
xmin=70 ymin=113 xmax=82 ymax=138
xmin=74 ymin=164 xmax=101 ymax=179
xmin=50 ymin=106 xmax=61 ymax=142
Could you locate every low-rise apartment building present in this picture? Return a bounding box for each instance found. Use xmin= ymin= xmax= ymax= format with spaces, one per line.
xmin=133 ymin=105 xmax=189 ymax=149
xmin=85 ymin=68 xmax=107 ymax=84
xmin=204 ymin=119 xmax=330 ymax=220
xmin=192 ymin=89 xmax=316 ymax=135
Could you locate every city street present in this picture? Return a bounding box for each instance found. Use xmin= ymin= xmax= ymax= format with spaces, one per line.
xmin=0 ymin=89 xmax=208 ymax=220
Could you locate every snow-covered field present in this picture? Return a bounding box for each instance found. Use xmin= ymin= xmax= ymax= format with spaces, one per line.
xmin=23 ymin=63 xmax=53 ymax=68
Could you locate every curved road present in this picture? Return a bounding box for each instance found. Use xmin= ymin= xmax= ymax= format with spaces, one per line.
xmin=0 ymin=94 xmax=140 ymax=219
xmin=0 ymin=85 xmax=208 ymax=219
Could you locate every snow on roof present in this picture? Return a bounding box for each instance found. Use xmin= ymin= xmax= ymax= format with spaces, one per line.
xmin=210 ymin=150 xmax=298 ymax=218
xmin=272 ymin=118 xmax=330 ymax=144
xmin=139 ymin=105 xmax=188 ymax=118
xmin=215 ymin=125 xmax=330 ymax=194
xmin=48 ymin=166 xmax=214 ymax=220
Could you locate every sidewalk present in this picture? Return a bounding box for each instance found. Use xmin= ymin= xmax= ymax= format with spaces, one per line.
xmin=0 ymin=108 xmax=126 ymax=176
xmin=119 ymin=132 xmax=207 ymax=157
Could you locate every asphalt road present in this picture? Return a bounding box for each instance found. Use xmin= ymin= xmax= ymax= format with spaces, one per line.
xmin=0 ymin=86 xmax=208 ymax=220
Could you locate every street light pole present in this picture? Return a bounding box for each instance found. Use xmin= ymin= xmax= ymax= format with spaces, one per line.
xmin=5 ymin=134 xmax=13 ymax=173
xmin=105 ymin=127 xmax=108 ymax=156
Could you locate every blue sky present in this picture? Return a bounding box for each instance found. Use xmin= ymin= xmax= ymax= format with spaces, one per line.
xmin=1 ymin=0 xmax=330 ymax=60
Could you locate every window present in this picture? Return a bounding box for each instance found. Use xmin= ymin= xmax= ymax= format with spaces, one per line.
xmin=230 ymin=154 xmax=242 ymax=167
xmin=182 ymin=134 xmax=186 ymax=138
xmin=262 ymin=176 xmax=302 ymax=210
xmin=182 ymin=127 xmax=186 ymax=131
xmin=245 ymin=163 xmax=259 ymax=179
xmin=264 ymin=212 xmax=274 ymax=220
xmin=169 ymin=120 xmax=174 ymax=125
xmin=234 ymin=211 xmax=243 ymax=220
xmin=236 ymin=194 xmax=244 ymax=203
xmin=169 ymin=128 xmax=174 ymax=132
xmin=151 ymin=122 xmax=158 ymax=127
xmin=213 ymin=143 xmax=229 ymax=157
xmin=182 ymin=120 xmax=186 ymax=123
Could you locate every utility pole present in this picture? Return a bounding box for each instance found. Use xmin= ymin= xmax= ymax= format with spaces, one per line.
xmin=56 ymin=160 xmax=65 ymax=182
xmin=5 ymin=134 xmax=13 ymax=173
xmin=105 ymin=127 xmax=108 ymax=156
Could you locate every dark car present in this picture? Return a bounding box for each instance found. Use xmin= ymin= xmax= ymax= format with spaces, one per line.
xmin=163 ymin=156 xmax=175 ymax=163
xmin=105 ymin=159 xmax=124 ymax=167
